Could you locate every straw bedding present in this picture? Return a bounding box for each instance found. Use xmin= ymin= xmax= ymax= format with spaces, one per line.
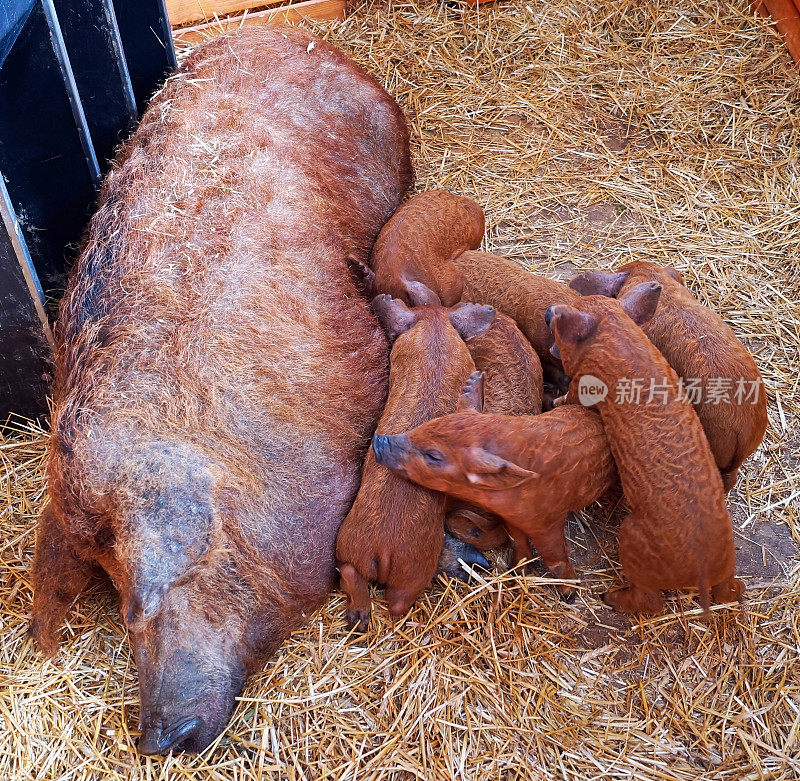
xmin=2 ymin=1 xmax=799 ymax=778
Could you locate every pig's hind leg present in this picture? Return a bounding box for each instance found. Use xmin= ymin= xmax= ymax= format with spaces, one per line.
xmin=339 ymin=563 xmax=372 ymax=633
xmin=604 ymin=516 xmax=665 ymax=614
xmin=603 ymin=584 xmax=664 ymax=614
xmin=30 ymin=504 xmax=98 ymax=656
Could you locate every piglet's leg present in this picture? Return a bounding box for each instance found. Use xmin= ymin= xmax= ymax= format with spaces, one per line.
xmin=603 ymin=586 xmax=664 ymax=614
xmin=339 ymin=563 xmax=372 ymax=633
xmin=711 ymin=576 xmax=744 ymax=604
xmin=528 ymin=522 xmax=578 ymax=603
xmin=30 ymin=504 xmax=96 ymax=656
xmin=507 ymin=526 xmax=534 ymax=569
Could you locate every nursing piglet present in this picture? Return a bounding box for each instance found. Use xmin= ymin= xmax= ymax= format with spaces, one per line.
xmin=451 ymin=250 xmax=578 ymax=391
xmin=374 ymin=373 xmax=617 ymax=601
xmin=353 ymin=189 xmax=485 ymax=306
xmin=569 ymin=261 xmax=767 ymax=491
xmin=547 ymin=284 xmax=743 ymax=614
xmin=336 ymin=296 xmax=495 ymax=631
xmin=445 ymin=313 xmax=543 ymax=551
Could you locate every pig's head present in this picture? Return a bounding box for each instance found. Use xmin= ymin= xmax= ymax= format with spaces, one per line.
xmin=91 ymin=441 xmax=258 ymax=754
xmin=569 ymin=261 xmax=682 ymax=298
xmin=545 ymin=282 xmax=662 ymax=378
xmin=373 ymin=372 xmax=539 ymax=513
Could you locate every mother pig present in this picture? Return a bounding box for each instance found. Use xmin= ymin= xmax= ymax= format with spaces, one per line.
xmin=30 ymin=27 xmax=412 ymax=754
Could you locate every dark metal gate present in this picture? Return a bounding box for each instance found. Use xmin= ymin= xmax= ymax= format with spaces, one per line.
xmin=0 ymin=0 xmax=175 ymax=419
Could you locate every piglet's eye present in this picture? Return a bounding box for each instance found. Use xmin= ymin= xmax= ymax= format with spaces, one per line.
xmin=423 ymin=450 xmax=444 ymax=464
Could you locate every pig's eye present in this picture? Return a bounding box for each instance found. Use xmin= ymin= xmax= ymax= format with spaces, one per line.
xmin=423 ymin=450 xmax=445 ymax=465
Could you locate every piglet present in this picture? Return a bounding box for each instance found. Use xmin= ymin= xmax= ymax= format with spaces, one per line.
xmin=336 ymin=295 xmax=495 ymax=631
xmin=451 ymin=250 xmax=578 ymax=391
xmin=374 ymin=372 xmax=617 ymax=601
xmin=547 ymin=283 xmax=743 ymax=614
xmin=569 ymin=261 xmax=767 ymax=491
xmin=445 ymin=312 xmax=543 ymax=551
xmin=352 ymin=189 xmax=485 ymax=306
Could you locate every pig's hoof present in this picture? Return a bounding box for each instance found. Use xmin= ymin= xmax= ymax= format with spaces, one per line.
xmin=345 ymin=610 xmax=370 ymax=634
xmin=437 ymin=534 xmax=491 ymax=583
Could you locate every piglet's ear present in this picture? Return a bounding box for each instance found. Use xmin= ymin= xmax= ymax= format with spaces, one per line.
xmin=619 ymin=281 xmax=662 ymax=327
xmin=569 ymin=270 xmax=629 ymax=298
xmin=465 ymin=448 xmax=539 ymax=490
xmin=404 ymin=280 xmax=441 ymax=307
xmin=457 ymin=371 xmax=485 ymax=413
xmin=372 ymin=294 xmax=419 ymax=341
xmin=449 ymin=303 xmax=495 ymax=341
xmin=550 ymin=306 xmax=599 ymax=345
xmin=665 ymin=266 xmax=684 ymax=285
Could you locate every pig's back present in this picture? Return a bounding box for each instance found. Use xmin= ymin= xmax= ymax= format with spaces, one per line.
xmin=52 ymin=27 xmax=411 ymax=602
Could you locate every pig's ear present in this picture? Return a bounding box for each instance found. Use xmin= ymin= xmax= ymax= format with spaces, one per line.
xmin=464 ymin=448 xmax=539 ymax=490
xmin=118 ymin=449 xmax=221 ymax=630
xmin=457 ymin=371 xmax=485 ymax=413
xmin=665 ymin=266 xmax=684 ymax=284
xmin=619 ymin=281 xmax=662 ymax=326
xmin=404 ymin=280 xmax=441 ymax=307
xmin=372 ymin=294 xmax=418 ymax=340
xmin=550 ymin=306 xmax=599 ymax=345
xmin=449 ymin=303 xmax=495 ymax=341
xmin=569 ymin=270 xmax=629 ymax=298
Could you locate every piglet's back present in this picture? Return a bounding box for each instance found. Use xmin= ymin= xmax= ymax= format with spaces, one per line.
xmin=619 ymin=262 xmax=767 ymax=487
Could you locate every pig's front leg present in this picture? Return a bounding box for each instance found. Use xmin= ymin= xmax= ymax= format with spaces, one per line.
xmin=30 ymin=504 xmax=98 ymax=655
xmin=527 ymin=520 xmax=578 ymax=603
xmin=339 ymin=563 xmax=372 ymax=633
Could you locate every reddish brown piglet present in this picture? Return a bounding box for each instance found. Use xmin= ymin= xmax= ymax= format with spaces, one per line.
xmin=336 ymin=295 xmax=495 ymax=632
xmin=374 ymin=372 xmax=617 ymax=601
xmin=569 ymin=261 xmax=767 ymax=491
xmin=547 ymin=284 xmax=743 ymax=614
xmin=445 ymin=313 xmax=543 ymax=551
xmin=354 ymin=189 xmax=485 ymax=306
xmin=451 ymin=250 xmax=578 ymax=391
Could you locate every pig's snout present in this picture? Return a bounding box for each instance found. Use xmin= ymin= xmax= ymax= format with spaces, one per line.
xmin=373 ymin=434 xmax=409 ymax=469
xmin=138 ymin=715 xmax=204 ymax=756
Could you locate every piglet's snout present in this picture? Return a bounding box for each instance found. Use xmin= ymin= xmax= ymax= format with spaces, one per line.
xmin=372 ymin=434 xmax=409 ymax=468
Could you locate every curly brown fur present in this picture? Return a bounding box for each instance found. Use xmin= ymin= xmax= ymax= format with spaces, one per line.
xmin=548 ymin=287 xmax=743 ymax=615
xmin=367 ymin=190 xmax=484 ymax=306
xmin=452 ymin=251 xmax=578 ymax=389
xmin=33 ymin=26 xmax=412 ymax=754
xmin=445 ymin=313 xmax=544 ymax=551
xmin=373 ymin=402 xmax=616 ymax=601
xmin=569 ymin=261 xmax=768 ymax=491
xmin=336 ymin=298 xmax=494 ymax=632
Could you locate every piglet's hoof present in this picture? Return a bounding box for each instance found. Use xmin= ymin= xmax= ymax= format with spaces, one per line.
xmin=436 ymin=534 xmax=491 ymax=583
xmin=345 ymin=609 xmax=370 ymax=634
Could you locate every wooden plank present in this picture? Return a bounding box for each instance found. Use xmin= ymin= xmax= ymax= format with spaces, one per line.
xmin=172 ymin=0 xmax=346 ymax=44
xmin=166 ymin=0 xmax=285 ymax=28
